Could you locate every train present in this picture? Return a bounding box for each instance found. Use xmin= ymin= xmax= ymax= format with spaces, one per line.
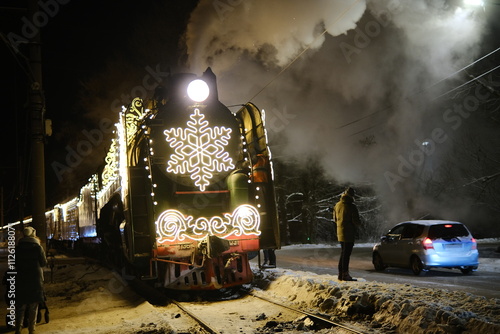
xmin=18 ymin=68 xmax=280 ymax=291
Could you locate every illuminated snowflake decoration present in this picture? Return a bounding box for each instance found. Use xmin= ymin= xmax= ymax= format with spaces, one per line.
xmin=164 ymin=108 xmax=234 ymax=191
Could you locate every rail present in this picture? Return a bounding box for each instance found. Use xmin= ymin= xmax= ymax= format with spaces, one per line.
xmin=168 ymin=299 xmax=221 ymax=334
xmin=249 ymin=292 xmax=368 ymax=334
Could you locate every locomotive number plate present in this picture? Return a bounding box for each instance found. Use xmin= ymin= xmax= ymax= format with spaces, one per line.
xmin=178 ymin=244 xmax=192 ymax=250
xmin=229 ymin=240 xmax=239 ymax=246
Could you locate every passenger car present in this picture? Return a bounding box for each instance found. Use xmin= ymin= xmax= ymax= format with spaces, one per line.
xmin=372 ymin=220 xmax=479 ymax=275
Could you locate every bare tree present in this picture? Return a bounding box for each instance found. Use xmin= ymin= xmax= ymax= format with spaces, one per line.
xmin=273 ymin=154 xmax=382 ymax=244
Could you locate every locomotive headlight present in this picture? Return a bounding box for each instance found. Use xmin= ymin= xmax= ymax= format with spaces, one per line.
xmin=187 ymin=79 xmax=210 ymax=102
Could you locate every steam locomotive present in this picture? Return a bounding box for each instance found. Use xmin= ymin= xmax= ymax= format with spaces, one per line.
xmin=23 ymin=68 xmax=280 ymax=290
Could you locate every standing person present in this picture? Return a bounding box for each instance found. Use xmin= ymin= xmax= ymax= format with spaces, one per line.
xmin=333 ymin=187 xmax=361 ymax=281
xmin=263 ymin=249 xmax=276 ymax=267
xmin=15 ymin=227 xmax=47 ymax=334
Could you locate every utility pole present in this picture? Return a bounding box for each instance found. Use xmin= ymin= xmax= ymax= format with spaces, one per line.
xmin=1 ymin=187 xmax=4 ymax=242
xmin=28 ymin=0 xmax=47 ymax=249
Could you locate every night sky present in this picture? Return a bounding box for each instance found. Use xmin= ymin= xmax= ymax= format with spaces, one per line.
xmin=1 ymin=0 xmax=500 ymax=231
xmin=1 ymin=0 xmax=198 ymax=222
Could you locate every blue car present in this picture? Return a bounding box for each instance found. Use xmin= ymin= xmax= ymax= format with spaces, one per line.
xmin=372 ymin=220 xmax=479 ymax=275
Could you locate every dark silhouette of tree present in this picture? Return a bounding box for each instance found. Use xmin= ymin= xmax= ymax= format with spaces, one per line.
xmin=273 ymin=154 xmax=382 ymax=244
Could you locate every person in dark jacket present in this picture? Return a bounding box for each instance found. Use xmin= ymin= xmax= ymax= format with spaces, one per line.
xmin=333 ymin=187 xmax=361 ymax=281
xmin=15 ymin=227 xmax=47 ymax=334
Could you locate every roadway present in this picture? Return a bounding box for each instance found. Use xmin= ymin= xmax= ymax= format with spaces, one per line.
xmin=266 ymin=241 xmax=500 ymax=300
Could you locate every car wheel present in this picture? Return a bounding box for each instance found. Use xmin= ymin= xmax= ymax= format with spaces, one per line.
xmin=460 ymin=267 xmax=473 ymax=275
xmin=373 ymin=253 xmax=386 ymax=271
xmin=410 ymin=256 xmax=423 ymax=275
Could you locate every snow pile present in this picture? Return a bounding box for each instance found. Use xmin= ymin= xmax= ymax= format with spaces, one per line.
xmin=252 ymin=268 xmax=500 ymax=334
xmin=37 ymin=261 xmax=172 ymax=334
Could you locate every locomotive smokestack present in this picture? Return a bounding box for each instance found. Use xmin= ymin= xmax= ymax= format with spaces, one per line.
xmin=202 ymin=67 xmax=218 ymax=102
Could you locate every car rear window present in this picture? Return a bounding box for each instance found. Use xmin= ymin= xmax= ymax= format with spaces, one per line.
xmin=427 ymin=224 xmax=470 ymax=239
xmin=402 ymin=224 xmax=425 ymax=238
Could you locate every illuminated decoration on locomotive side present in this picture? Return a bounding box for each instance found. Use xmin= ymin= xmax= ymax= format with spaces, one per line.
xmin=101 ymin=140 xmax=118 ymax=187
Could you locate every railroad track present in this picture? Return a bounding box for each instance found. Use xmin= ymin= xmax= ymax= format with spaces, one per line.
xmin=162 ymin=289 xmax=372 ymax=334
xmin=168 ymin=298 xmax=219 ymax=334
xmin=249 ymin=292 xmax=369 ymax=334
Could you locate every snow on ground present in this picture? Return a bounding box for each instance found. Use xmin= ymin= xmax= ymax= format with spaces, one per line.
xmin=1 ymin=240 xmax=499 ymax=334
xmin=252 ymin=240 xmax=500 ymax=333
xmin=252 ymin=267 xmax=500 ymax=334
xmin=15 ymin=262 xmax=173 ymax=334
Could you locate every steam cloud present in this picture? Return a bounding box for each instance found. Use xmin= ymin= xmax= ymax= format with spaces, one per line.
xmin=185 ymin=0 xmax=488 ymax=223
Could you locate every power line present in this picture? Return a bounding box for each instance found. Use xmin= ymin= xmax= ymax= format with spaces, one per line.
xmin=348 ymin=61 xmax=500 ymax=137
xmin=338 ymin=45 xmax=500 ymax=135
xmin=0 ymin=32 xmax=36 ymax=82
xmin=432 ymin=63 xmax=500 ymax=100
xmin=428 ymin=46 xmax=500 ymax=89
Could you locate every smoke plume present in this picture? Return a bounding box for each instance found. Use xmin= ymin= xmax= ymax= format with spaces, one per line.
xmin=185 ymin=0 xmax=489 ymax=225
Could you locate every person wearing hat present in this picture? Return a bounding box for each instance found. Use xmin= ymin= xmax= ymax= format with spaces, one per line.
xmin=15 ymin=227 xmax=47 ymax=334
xmin=333 ymin=187 xmax=361 ymax=281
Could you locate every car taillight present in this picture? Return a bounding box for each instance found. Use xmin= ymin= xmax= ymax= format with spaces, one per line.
xmin=471 ymin=238 xmax=477 ymax=250
xmin=423 ymin=238 xmax=434 ymax=250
